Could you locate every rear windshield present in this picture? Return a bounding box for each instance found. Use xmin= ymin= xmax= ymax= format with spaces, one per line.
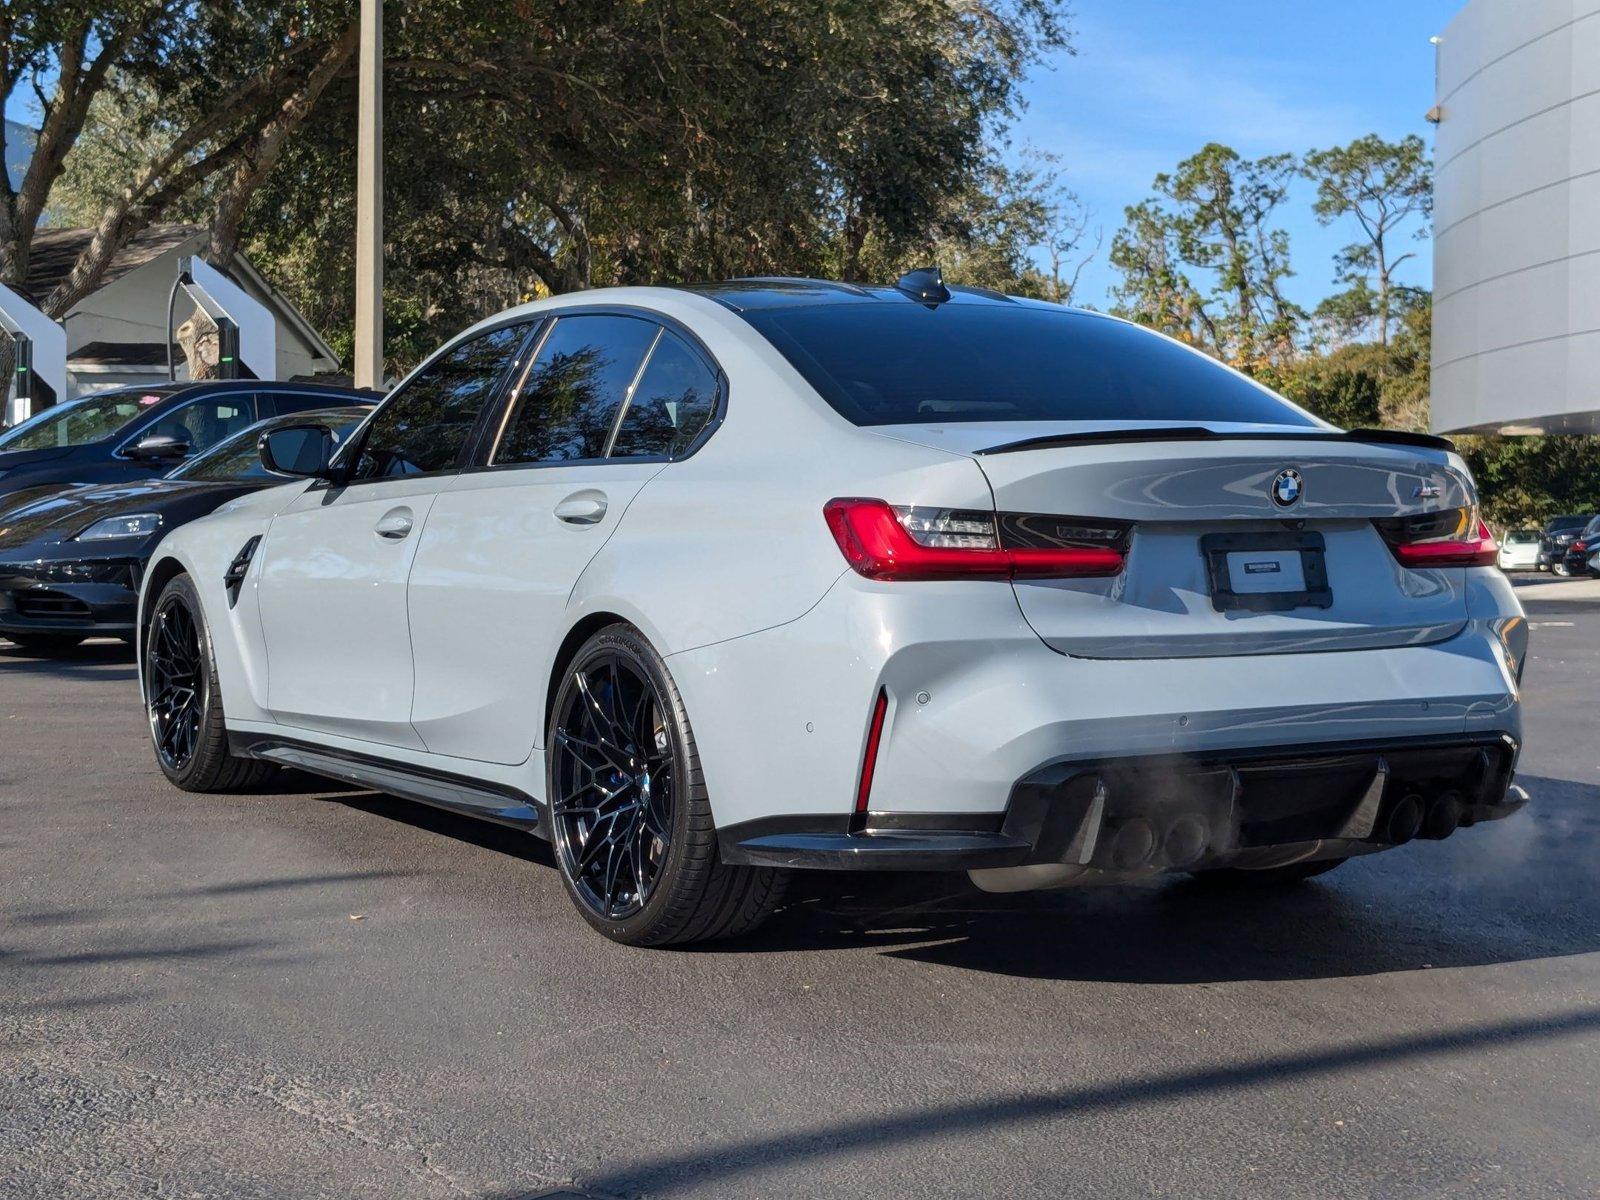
xmin=0 ymin=389 xmax=175 ymax=451
xmin=740 ymin=303 xmax=1318 ymax=428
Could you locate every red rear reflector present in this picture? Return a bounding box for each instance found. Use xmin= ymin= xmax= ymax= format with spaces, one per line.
xmin=824 ymin=498 xmax=1125 ymax=581
xmin=856 ymin=689 xmax=889 ymax=813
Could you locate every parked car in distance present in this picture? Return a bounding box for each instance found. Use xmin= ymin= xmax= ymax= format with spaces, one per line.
xmin=0 ymin=380 xmax=380 ymax=507
xmin=0 ymin=405 xmax=372 ymax=652
xmin=136 ymin=273 xmax=1529 ymax=946
xmin=1537 ymin=513 xmax=1596 ymax=575
xmin=1559 ymin=515 xmax=1600 ymax=578
xmin=1497 ymin=528 xmax=1541 ymax=571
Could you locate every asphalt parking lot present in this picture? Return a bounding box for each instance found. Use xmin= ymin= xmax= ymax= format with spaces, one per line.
xmin=3 ymin=577 xmax=1599 ymax=1199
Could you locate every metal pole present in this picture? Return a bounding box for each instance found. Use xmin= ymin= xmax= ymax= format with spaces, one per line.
xmin=354 ymin=0 xmax=383 ymax=389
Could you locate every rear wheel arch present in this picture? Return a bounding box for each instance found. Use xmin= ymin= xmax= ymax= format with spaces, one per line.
xmin=544 ymin=611 xmax=633 ymax=742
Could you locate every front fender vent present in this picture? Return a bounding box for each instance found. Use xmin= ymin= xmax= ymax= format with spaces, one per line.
xmin=223 ymin=536 xmax=262 ymax=608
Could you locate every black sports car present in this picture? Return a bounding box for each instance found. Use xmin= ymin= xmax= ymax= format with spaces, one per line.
xmin=0 ymin=405 xmax=372 ymax=651
xmin=1559 ymin=515 xmax=1600 ymax=578
xmin=0 ymin=380 xmax=378 ymax=507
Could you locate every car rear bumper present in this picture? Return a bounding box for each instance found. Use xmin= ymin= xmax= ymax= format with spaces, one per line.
xmin=0 ymin=560 xmax=141 ymax=637
xmin=718 ymin=732 xmax=1526 ymax=874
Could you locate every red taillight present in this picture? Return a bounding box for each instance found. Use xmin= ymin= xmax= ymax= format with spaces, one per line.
xmin=855 ymin=689 xmax=889 ymax=813
xmin=823 ymin=498 xmax=1126 ymax=581
xmin=1574 ymin=540 xmax=1589 ymax=554
xmin=1376 ymin=508 xmax=1499 ymax=569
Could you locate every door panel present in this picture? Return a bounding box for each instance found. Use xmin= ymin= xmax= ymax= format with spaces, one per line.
xmin=257 ymin=479 xmax=439 ymax=747
xmin=407 ymin=462 xmax=660 ymax=763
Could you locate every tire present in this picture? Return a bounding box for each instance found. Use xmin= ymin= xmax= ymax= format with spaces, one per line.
xmin=3 ymin=631 xmax=86 ymax=652
xmin=546 ymin=623 xmax=788 ymax=946
xmin=144 ymin=572 xmax=275 ymax=792
xmin=1553 ymin=560 xmax=1572 ymax=577
xmin=1191 ymin=858 xmax=1348 ymax=888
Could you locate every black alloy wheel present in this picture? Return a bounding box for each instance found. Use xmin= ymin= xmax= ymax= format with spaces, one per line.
xmin=550 ymin=650 xmax=675 ymax=921
xmin=546 ymin=624 xmax=788 ymax=946
xmin=142 ymin=572 xmax=274 ymax=792
xmin=146 ymin=591 xmax=207 ymax=772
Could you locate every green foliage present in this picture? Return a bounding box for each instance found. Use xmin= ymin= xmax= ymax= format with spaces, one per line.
xmin=1302 ymin=134 xmax=1431 ymax=348
xmin=1110 ymin=143 xmax=1303 ymax=373
xmin=1459 ymin=435 xmax=1600 ymax=529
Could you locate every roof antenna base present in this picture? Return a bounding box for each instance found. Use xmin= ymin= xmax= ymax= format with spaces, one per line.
xmin=895 ymin=266 xmax=951 ymax=306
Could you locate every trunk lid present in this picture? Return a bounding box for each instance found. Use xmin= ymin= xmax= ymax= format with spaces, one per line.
xmin=880 ymin=421 xmax=1478 ymax=659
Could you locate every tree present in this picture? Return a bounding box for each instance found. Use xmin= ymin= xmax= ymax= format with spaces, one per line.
xmin=234 ymin=0 xmax=1071 ymax=374
xmin=0 ymin=1 xmax=359 ymax=319
xmin=1110 ymin=144 xmax=1303 ymax=371
xmin=1302 ymin=134 xmax=1431 ymax=349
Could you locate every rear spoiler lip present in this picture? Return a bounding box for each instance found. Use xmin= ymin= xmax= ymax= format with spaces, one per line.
xmin=975 ymin=426 xmax=1458 ymax=456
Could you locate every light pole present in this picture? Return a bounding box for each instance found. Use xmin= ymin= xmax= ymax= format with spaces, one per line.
xmin=354 ymin=0 xmax=383 ymax=389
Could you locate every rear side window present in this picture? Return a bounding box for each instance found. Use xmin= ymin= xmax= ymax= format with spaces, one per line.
xmin=741 ymin=304 xmax=1318 ymax=428
xmin=609 ymin=330 xmax=719 ymax=459
xmin=495 ymin=315 xmax=658 ymax=464
xmin=352 ymin=323 xmax=529 ymax=479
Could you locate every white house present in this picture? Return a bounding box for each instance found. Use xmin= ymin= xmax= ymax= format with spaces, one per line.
xmin=16 ymin=223 xmax=340 ymax=405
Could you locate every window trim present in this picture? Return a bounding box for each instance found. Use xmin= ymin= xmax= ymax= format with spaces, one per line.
xmin=332 ymin=316 xmax=542 ymax=487
xmin=472 ymin=303 xmax=728 ymax=476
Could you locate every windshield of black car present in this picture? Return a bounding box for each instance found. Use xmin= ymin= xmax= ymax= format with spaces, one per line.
xmin=0 ymin=390 xmax=176 ymax=451
xmin=168 ymin=415 xmax=365 ymax=481
xmin=738 ymin=302 xmax=1320 ymax=427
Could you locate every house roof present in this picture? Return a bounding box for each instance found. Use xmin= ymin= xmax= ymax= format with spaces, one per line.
xmin=70 ymin=340 xmax=182 ymax=367
xmin=22 ymin=223 xmax=203 ymax=308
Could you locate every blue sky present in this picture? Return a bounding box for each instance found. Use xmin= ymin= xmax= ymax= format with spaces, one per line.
xmin=1012 ymin=0 xmax=1462 ymax=309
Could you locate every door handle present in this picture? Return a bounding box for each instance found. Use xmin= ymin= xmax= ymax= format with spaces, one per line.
xmin=374 ymin=507 xmax=414 ymax=540
xmin=554 ymin=492 xmax=608 ymax=526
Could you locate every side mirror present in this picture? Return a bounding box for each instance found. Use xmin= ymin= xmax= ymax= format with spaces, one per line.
xmin=127 ymin=433 xmax=192 ymax=463
xmin=259 ymin=424 xmax=338 ymax=479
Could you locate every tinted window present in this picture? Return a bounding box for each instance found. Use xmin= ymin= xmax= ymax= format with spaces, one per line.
xmin=0 ymin=389 xmax=176 ymax=450
xmin=144 ymin=396 xmax=257 ymax=453
xmin=353 ymin=324 xmax=528 ymax=479
xmin=261 ymin=391 xmax=357 ymax=419
xmin=172 ymin=414 xmax=368 ymax=481
xmin=495 ymin=315 xmax=658 ymax=465
xmin=741 ymin=304 xmax=1318 ymax=428
xmin=609 ymin=331 xmax=719 ymax=459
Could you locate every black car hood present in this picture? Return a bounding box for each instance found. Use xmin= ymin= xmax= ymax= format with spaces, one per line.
xmin=0 ymin=477 xmax=257 ymax=551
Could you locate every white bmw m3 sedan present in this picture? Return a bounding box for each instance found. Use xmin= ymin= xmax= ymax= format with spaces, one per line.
xmin=138 ymin=271 xmax=1530 ymax=945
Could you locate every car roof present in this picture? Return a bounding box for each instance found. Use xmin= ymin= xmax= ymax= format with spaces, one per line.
xmin=676 ymin=276 xmax=1074 ymax=315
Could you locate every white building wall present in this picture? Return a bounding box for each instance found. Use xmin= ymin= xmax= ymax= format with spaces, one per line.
xmin=1432 ymin=0 xmax=1600 ymax=434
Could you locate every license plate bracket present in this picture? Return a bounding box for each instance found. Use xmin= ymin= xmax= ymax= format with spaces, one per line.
xmin=1201 ymin=531 xmax=1333 ymax=613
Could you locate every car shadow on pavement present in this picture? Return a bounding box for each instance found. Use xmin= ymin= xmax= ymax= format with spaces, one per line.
xmin=714 ymin=770 xmax=1600 ymax=984
xmin=330 ymin=791 xmax=558 ymax=868
xmin=520 ymin=1006 xmax=1600 ymax=1200
xmin=0 ymin=639 xmax=136 ymax=680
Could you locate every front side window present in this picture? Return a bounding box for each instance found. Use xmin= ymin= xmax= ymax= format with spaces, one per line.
xmin=0 ymin=389 xmax=176 ymax=451
xmin=351 ymin=323 xmax=529 ymax=479
xmin=171 ymin=414 xmax=368 ymax=482
xmin=142 ymin=397 xmax=256 ymax=454
xmin=494 ymin=315 xmax=659 ymax=465
xmin=609 ymin=330 xmax=719 ymax=459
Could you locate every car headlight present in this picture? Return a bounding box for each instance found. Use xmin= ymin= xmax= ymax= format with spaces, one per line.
xmin=74 ymin=512 xmax=163 ymax=541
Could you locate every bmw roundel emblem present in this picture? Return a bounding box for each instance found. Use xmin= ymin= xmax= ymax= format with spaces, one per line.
xmin=1271 ymin=468 xmax=1304 ymax=508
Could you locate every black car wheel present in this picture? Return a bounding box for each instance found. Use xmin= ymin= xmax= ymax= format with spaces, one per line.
xmin=3 ymin=631 xmax=86 ymax=652
xmin=547 ymin=623 xmax=787 ymax=946
xmin=1553 ymin=560 xmax=1572 ymax=577
xmin=144 ymin=573 xmax=274 ymax=792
